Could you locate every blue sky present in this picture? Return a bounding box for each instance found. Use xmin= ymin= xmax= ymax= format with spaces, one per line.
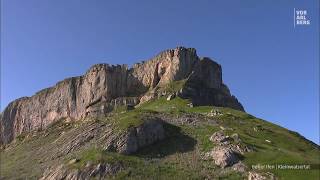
xmin=1 ymin=0 xmax=319 ymax=144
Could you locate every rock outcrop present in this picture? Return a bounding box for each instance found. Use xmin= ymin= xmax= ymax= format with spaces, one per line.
xmin=208 ymin=146 xmax=240 ymax=168
xmin=205 ymin=130 xmax=254 ymax=169
xmin=105 ymin=119 xmax=166 ymax=154
xmin=0 ymin=47 xmax=244 ymax=144
xmin=248 ymin=171 xmax=276 ymax=180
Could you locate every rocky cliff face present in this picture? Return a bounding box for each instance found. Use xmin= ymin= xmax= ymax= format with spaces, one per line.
xmin=0 ymin=47 xmax=243 ymax=144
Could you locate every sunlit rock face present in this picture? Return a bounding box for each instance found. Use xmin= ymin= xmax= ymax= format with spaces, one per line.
xmin=0 ymin=47 xmax=243 ymax=144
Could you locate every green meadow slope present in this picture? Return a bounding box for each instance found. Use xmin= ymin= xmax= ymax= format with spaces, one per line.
xmin=1 ymin=96 xmax=319 ymax=180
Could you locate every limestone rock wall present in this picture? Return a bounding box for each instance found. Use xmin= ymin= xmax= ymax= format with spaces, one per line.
xmin=131 ymin=47 xmax=198 ymax=89
xmin=0 ymin=47 xmax=244 ymax=144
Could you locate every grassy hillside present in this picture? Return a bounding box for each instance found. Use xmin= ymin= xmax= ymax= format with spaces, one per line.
xmin=1 ymin=96 xmax=319 ymax=179
xmin=139 ymin=97 xmax=320 ymax=179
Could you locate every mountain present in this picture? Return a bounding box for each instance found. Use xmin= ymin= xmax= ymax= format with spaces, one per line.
xmin=0 ymin=47 xmax=243 ymax=145
xmin=0 ymin=47 xmax=318 ymax=180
